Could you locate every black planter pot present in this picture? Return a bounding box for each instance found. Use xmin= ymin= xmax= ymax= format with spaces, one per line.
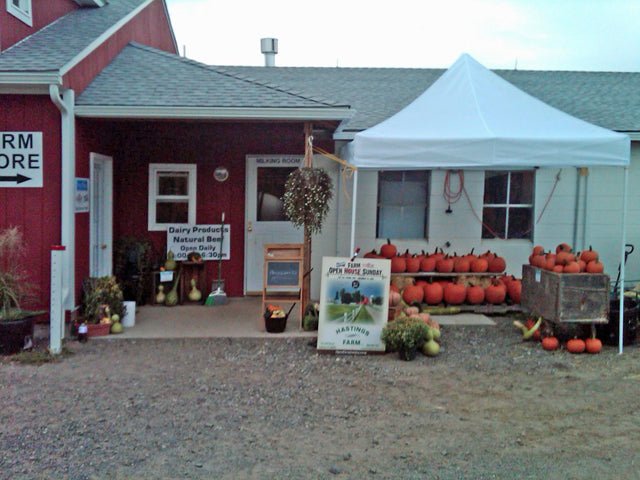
xmin=0 ymin=316 xmax=35 ymax=355
xmin=264 ymin=314 xmax=287 ymax=333
xmin=596 ymin=298 xmax=639 ymax=346
xmin=398 ymin=346 xmax=418 ymax=361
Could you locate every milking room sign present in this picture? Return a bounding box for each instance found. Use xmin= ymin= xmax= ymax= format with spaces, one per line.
xmin=0 ymin=132 xmax=43 ymax=188
xmin=317 ymin=257 xmax=391 ymax=353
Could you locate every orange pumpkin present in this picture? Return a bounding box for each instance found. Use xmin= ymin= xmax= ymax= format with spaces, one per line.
xmin=542 ymin=336 xmax=560 ymax=351
xmin=423 ymin=282 xmax=444 ymax=305
xmin=563 ymin=261 xmax=581 ymax=274
xmin=470 ymin=257 xmax=489 ymax=273
xmin=420 ymin=256 xmax=437 ymax=272
xmin=436 ymin=255 xmax=454 ymax=273
xmin=507 ymin=278 xmax=522 ymax=304
xmin=580 ymin=246 xmax=599 ymax=263
xmin=586 ymin=259 xmax=604 ymax=273
xmin=556 ymin=243 xmax=572 ymax=254
xmin=532 ymin=245 xmax=545 ymax=256
xmin=405 ymin=255 xmax=421 ymax=273
xmin=488 ymin=255 xmax=506 ymax=273
xmin=402 ymin=285 xmax=424 ymax=305
xmin=363 ymin=249 xmax=381 ymax=259
xmin=454 ymin=256 xmax=471 ymax=273
xmin=552 ymin=264 xmax=564 ymax=273
xmin=444 ymin=283 xmax=466 ymax=305
xmin=585 ymin=337 xmax=602 ymax=354
xmin=566 ymin=338 xmax=586 ymax=354
xmin=485 ymin=280 xmax=506 ymax=305
xmin=466 ymin=284 xmax=485 ymax=305
xmin=390 ymin=255 xmax=407 ymax=273
xmin=380 ymin=239 xmax=397 ymax=259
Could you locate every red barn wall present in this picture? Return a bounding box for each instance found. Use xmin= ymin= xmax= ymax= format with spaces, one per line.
xmin=0 ymin=95 xmax=62 ymax=310
xmin=91 ymin=120 xmax=314 ymax=298
xmin=63 ymin=0 xmax=177 ymax=94
xmin=0 ymin=0 xmax=77 ymax=51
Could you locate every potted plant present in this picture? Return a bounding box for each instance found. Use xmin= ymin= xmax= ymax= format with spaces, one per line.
xmin=0 ymin=226 xmax=43 ymax=355
xmin=381 ymin=317 xmax=429 ymax=361
xmin=79 ymin=276 xmax=126 ymax=337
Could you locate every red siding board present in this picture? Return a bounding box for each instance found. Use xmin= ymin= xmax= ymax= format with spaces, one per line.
xmin=64 ymin=0 xmax=177 ymax=94
xmin=0 ymin=95 xmax=62 ymax=311
xmin=0 ymin=0 xmax=78 ymax=51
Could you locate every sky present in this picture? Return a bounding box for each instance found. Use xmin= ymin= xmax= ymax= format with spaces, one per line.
xmin=165 ymin=0 xmax=639 ymax=72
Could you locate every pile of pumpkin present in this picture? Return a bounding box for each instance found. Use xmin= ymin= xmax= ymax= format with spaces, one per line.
xmin=514 ymin=317 xmax=603 ymax=354
xmin=390 ymin=274 xmax=521 ymax=308
xmin=528 ymin=243 xmax=604 ymax=273
xmin=365 ymin=240 xmax=508 ymax=274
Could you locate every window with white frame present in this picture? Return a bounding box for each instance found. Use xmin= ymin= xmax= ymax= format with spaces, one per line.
xmin=148 ymin=164 xmax=197 ymax=231
xmin=482 ymin=170 xmax=534 ymax=239
xmin=7 ymin=0 xmax=32 ymax=26
xmin=377 ymin=170 xmax=430 ymax=239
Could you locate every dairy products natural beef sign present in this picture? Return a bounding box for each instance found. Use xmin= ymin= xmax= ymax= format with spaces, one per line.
xmin=317 ymin=257 xmax=391 ymax=353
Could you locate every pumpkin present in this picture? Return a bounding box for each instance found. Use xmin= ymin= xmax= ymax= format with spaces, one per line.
xmin=402 ymin=285 xmax=424 ymax=305
xmin=577 ymin=259 xmax=587 ymax=272
xmin=466 ymin=284 xmax=485 ymax=305
xmin=566 ymin=338 xmax=586 ymax=354
xmin=454 ymin=256 xmax=471 ymax=273
xmin=556 ymin=250 xmax=575 ymax=266
xmin=470 ymin=257 xmax=489 ymax=273
xmin=463 ymin=248 xmax=477 ymax=263
xmin=390 ymin=284 xmax=400 ymax=293
xmin=389 ymin=291 xmax=402 ymax=307
xmin=532 ymin=245 xmax=545 ymax=256
xmin=586 ymin=259 xmax=604 ymax=273
xmin=444 ymin=283 xmax=466 ymax=305
xmin=507 ymin=278 xmax=522 ymax=304
xmin=556 ymin=242 xmax=572 ymax=254
xmin=430 ymin=247 xmax=445 ymax=262
xmin=488 ymin=255 xmax=506 ymax=273
xmin=415 ymin=279 xmax=428 ymax=287
xmin=390 ymin=255 xmax=407 ymax=273
xmin=380 ymin=239 xmax=397 ymax=259
xmin=404 ymin=306 xmax=420 ymax=316
xmin=436 ymin=255 xmax=454 ymax=273
xmin=485 ymin=280 xmax=506 ymax=305
xmin=541 ymin=336 xmax=560 ymax=351
xmin=420 ymin=256 xmax=437 ymax=272
xmin=530 ymin=253 xmax=545 ymax=268
xmin=563 ymin=261 xmax=581 ymax=274
xmin=480 ymin=250 xmax=496 ymax=262
xmin=423 ymin=282 xmax=444 ymax=305
xmin=405 ymin=255 xmax=421 ymax=273
xmin=585 ymin=337 xmax=603 ymax=354
xmin=552 ymin=265 xmax=564 ymax=273
xmin=580 ymin=246 xmax=599 ymax=263
xmin=363 ymin=248 xmax=381 ymax=259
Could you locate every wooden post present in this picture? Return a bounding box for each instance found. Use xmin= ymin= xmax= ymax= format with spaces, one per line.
xmin=302 ymin=122 xmax=313 ymax=316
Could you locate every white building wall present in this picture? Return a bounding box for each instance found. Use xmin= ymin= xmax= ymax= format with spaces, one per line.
xmin=332 ymin=141 xmax=639 ymax=289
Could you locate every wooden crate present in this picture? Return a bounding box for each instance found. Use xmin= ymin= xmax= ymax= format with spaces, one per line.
xmin=521 ymin=264 xmax=609 ymax=323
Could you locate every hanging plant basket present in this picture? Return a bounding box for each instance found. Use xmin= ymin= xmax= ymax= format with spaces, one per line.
xmin=283 ymin=167 xmax=333 ymax=235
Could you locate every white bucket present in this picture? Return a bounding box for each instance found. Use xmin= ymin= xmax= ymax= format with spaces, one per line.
xmin=122 ymin=301 xmax=136 ymax=328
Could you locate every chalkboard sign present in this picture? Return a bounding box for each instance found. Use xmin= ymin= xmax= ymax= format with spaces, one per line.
xmin=266 ymin=261 xmax=300 ymax=287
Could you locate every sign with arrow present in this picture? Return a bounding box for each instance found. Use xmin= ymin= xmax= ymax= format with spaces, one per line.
xmin=0 ymin=132 xmax=43 ymax=188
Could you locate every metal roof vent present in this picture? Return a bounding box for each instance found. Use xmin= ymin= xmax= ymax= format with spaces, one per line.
xmin=260 ymin=38 xmax=278 ymax=67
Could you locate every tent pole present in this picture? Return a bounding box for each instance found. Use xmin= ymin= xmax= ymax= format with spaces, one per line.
xmin=619 ymin=166 xmax=629 ymax=355
xmin=350 ymin=169 xmax=359 ymax=255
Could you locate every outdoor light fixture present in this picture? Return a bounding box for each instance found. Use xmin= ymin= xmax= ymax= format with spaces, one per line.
xmin=214 ymin=166 xmax=229 ymax=182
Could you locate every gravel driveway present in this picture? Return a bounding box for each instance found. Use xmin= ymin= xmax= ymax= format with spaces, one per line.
xmin=1 ymin=319 xmax=639 ymax=479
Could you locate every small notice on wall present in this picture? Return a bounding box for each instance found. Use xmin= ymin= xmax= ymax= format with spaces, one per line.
xmin=75 ymin=178 xmax=89 ymax=213
xmin=317 ymin=257 xmax=391 ymax=353
xmin=166 ymin=224 xmax=231 ymax=261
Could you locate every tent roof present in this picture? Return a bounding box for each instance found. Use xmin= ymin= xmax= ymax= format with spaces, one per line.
xmin=351 ymin=54 xmax=630 ymax=169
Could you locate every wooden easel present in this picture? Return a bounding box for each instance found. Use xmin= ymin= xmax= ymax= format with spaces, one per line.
xmin=262 ymin=243 xmax=304 ymax=328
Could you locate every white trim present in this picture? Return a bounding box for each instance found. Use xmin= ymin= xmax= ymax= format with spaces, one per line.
xmin=89 ymin=153 xmax=113 ymax=277
xmin=626 ymin=132 xmax=640 ymax=141
xmin=148 ymin=163 xmax=197 ymax=231
xmin=59 ymin=0 xmax=155 ymax=76
xmin=0 ymin=72 xmax=62 ymax=86
xmin=6 ymin=0 xmax=32 ymax=27
xmin=0 ymin=84 xmax=53 ymax=94
xmin=74 ymin=0 xmax=106 ymax=6
xmin=75 ymin=105 xmax=352 ymax=120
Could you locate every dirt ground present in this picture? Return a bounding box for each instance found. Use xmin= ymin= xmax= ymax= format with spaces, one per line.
xmin=1 ymin=318 xmax=639 ymax=480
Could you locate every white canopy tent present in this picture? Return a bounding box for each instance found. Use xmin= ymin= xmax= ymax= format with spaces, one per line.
xmin=344 ymin=54 xmax=631 ymax=352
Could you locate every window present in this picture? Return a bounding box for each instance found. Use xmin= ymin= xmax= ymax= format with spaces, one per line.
xmin=7 ymin=0 xmax=32 ymax=26
xmin=377 ymin=170 xmax=430 ymax=239
xmin=148 ymin=164 xmax=197 ymax=231
xmin=482 ymin=170 xmax=534 ymax=239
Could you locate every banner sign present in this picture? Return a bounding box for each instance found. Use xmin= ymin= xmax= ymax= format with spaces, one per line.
xmin=317 ymin=257 xmax=391 ymax=353
xmin=166 ymin=224 xmax=230 ymax=261
xmin=75 ymin=178 xmax=90 ymax=213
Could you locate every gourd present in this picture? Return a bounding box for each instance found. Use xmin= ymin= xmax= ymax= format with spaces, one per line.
xmin=155 ymin=285 xmax=166 ymax=304
xmin=422 ymin=339 xmax=440 ymax=357
xmin=164 ymin=250 xmax=177 ymax=271
xmin=380 ymin=239 xmax=397 ymax=259
xmin=188 ymin=278 xmax=202 ymax=302
xmin=165 ymin=269 xmax=181 ymax=307
xmin=389 ymin=291 xmax=402 ymax=307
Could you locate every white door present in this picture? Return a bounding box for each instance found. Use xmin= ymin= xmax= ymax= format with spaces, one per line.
xmin=244 ymin=155 xmax=303 ymax=294
xmin=90 ymin=153 xmax=113 ymax=277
